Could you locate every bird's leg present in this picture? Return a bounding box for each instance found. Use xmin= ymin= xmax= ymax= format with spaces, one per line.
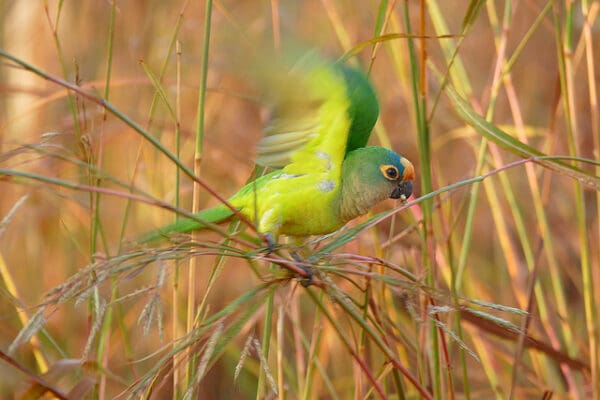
xmin=290 ymin=251 xmax=314 ymax=287
xmin=263 ymin=233 xmax=278 ymax=253
xmin=258 ymin=210 xmax=282 ymax=253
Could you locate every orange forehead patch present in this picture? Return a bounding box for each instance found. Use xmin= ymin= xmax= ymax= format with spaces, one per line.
xmin=400 ymin=158 xmax=415 ymax=181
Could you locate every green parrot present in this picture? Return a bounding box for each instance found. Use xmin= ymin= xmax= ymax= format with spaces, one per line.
xmin=143 ymin=53 xmax=414 ymax=245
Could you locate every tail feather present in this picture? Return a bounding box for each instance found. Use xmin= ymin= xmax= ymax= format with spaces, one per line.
xmin=139 ymin=204 xmax=235 ymax=243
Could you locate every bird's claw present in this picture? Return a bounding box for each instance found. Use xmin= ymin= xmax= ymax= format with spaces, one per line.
xmin=291 ymin=251 xmax=314 ymax=287
xmin=262 ymin=235 xmax=315 ymax=286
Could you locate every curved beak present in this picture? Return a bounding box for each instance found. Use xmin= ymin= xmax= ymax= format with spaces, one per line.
xmin=390 ymin=157 xmax=414 ymax=202
xmin=391 ymin=180 xmax=413 ymax=201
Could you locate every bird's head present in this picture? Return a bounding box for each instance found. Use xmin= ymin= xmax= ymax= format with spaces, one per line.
xmin=340 ymin=146 xmax=414 ymax=221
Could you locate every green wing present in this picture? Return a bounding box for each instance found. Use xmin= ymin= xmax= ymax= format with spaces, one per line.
xmin=340 ymin=65 xmax=379 ymax=153
xmin=255 ymin=55 xmax=379 ymax=176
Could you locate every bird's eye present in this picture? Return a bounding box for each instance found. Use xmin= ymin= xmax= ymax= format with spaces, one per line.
xmin=380 ymin=164 xmax=399 ymax=180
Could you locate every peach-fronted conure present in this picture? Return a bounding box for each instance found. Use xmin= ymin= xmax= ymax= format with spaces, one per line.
xmin=143 ymin=52 xmax=414 ymax=245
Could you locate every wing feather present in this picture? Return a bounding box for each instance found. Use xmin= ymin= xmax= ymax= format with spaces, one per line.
xmin=255 ymin=56 xmax=352 ymax=179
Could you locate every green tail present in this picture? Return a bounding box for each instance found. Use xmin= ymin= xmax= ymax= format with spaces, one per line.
xmin=139 ymin=204 xmax=235 ymax=243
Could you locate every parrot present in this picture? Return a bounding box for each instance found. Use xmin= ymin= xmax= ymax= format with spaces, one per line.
xmin=142 ymin=51 xmax=415 ymax=247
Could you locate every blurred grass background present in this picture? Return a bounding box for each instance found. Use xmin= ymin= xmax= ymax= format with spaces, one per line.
xmin=1 ymin=0 xmax=599 ymax=399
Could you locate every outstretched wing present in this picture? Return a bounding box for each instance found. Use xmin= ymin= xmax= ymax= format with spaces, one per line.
xmin=254 ymin=54 xmax=379 ymax=178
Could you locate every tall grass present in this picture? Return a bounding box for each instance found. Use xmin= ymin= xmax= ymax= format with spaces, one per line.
xmin=0 ymin=1 xmax=599 ymax=399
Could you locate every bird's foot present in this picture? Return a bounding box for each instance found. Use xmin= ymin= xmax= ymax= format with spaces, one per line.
xmin=291 ymin=251 xmax=314 ymax=287
xmin=261 ymin=234 xmax=314 ymax=286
